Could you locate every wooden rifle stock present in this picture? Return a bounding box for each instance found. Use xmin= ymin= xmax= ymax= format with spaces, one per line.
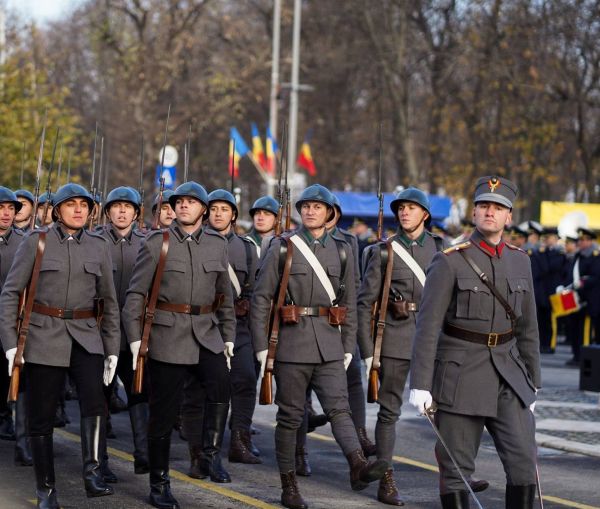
xmin=132 ymin=354 xmax=145 ymax=395
xmin=367 ymin=365 xmax=379 ymax=404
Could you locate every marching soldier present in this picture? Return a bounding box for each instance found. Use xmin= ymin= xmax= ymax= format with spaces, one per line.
xmin=98 ymin=186 xmax=149 ymax=477
xmin=36 ymin=193 xmax=54 ymax=227
xmin=409 ymin=176 xmax=541 ymax=508
xmin=357 ymin=187 xmax=445 ymax=505
xmin=14 ymin=189 xmax=35 ymax=231
xmin=0 ymin=183 xmax=120 ymax=508
xmin=245 ymin=196 xmax=279 ymax=258
xmin=123 ymin=181 xmax=235 ymax=509
xmin=250 ymin=184 xmax=388 ymax=509
xmin=151 ymin=189 xmax=176 ymax=228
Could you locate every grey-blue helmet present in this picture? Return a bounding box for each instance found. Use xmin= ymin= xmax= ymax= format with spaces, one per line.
xmin=249 ymin=196 xmax=279 ymax=217
xmin=38 ymin=192 xmax=55 ymax=206
xmin=103 ymin=186 xmax=141 ymax=215
xmin=332 ymin=194 xmax=342 ymax=215
xmin=15 ymin=189 xmax=35 ymax=206
xmin=152 ymin=189 xmax=175 ymax=213
xmin=208 ymin=189 xmax=238 ymax=220
xmin=295 ymin=184 xmax=335 ymax=217
xmin=390 ymin=187 xmax=431 ymax=224
xmin=51 ymin=184 xmax=94 ymax=220
xmin=169 ymin=181 xmax=209 ymax=209
xmin=0 ymin=187 xmax=23 ymax=213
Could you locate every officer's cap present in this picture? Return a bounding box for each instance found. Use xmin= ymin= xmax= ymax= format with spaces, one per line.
xmin=510 ymin=225 xmax=528 ymax=238
xmin=542 ymin=226 xmax=559 ymax=236
xmin=527 ymin=221 xmax=544 ymax=235
xmin=473 ymin=176 xmax=517 ymax=209
xmin=578 ymin=227 xmax=596 ymax=240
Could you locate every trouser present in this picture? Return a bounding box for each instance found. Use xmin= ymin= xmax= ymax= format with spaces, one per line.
xmin=435 ymin=381 xmax=537 ymax=494
xmin=570 ymin=310 xmax=586 ymax=361
xmin=115 ymin=348 xmax=149 ymax=407
xmin=148 ymin=347 xmax=230 ymax=440
xmin=274 ymin=360 xmax=360 ymax=473
xmin=229 ymin=341 xmax=258 ymax=432
xmin=27 ymin=342 xmax=105 ymax=436
xmin=346 ymin=344 xmax=366 ymax=429
xmin=375 ymin=357 xmax=411 ymax=465
xmin=0 ymin=353 xmax=10 ymax=416
xmin=537 ymin=306 xmax=552 ymax=350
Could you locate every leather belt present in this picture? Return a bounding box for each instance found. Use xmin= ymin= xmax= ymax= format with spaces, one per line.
xmin=156 ymin=295 xmax=223 ymax=315
xmin=296 ymin=306 xmax=330 ymax=317
xmin=443 ymin=323 xmax=513 ymax=347
xmin=32 ymin=303 xmax=95 ymax=320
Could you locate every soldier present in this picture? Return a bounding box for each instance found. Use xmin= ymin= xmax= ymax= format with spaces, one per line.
xmin=251 ymin=184 xmax=388 ymax=509
xmin=151 ymin=189 xmax=176 ymax=228
xmin=357 ymin=187 xmax=445 ymax=505
xmin=98 ymin=186 xmax=149 ymax=477
xmin=0 ymin=188 xmax=26 ymax=454
xmin=510 ymin=225 xmax=528 ymax=248
xmin=123 ymin=181 xmax=235 ymax=509
xmin=14 ymin=189 xmax=35 ymax=231
xmin=409 ymin=176 xmax=541 ymax=508
xmin=246 ymin=195 xmax=279 ymax=258
xmin=36 ymin=193 xmax=54 ymax=227
xmin=0 ymin=183 xmax=120 ymax=508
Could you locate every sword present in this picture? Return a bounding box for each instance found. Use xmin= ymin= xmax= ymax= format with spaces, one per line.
xmin=424 ymin=404 xmax=484 ymax=509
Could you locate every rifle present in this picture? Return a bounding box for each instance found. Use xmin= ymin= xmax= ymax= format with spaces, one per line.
xmin=138 ymin=135 xmax=146 ymax=229
xmin=184 ymin=122 xmax=192 ymax=183
xmin=88 ymin=123 xmax=100 ymax=230
xmin=284 ymin=139 xmax=291 ymax=231
xmin=56 ymin=140 xmax=64 ymax=187
xmin=152 ymin=104 xmax=172 ymax=230
xmin=259 ymin=238 xmax=294 ymax=404
xmin=376 ymin=123 xmax=384 ymax=240
xmin=66 ymin=149 xmax=72 ymax=182
xmin=274 ymin=123 xmax=287 ymax=236
xmin=30 ymin=113 xmax=48 ymax=230
xmin=19 ymin=141 xmax=26 ymax=188
xmin=95 ymin=136 xmax=105 ymax=228
xmin=41 ymin=128 xmax=60 ymax=226
xmin=8 ymin=234 xmax=47 ymax=402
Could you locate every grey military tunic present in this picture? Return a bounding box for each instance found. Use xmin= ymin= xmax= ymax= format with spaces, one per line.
xmin=0 ymin=225 xmax=121 ymax=367
xmin=0 ymin=227 xmax=25 ymax=288
xmin=122 ymin=221 xmax=236 ymax=365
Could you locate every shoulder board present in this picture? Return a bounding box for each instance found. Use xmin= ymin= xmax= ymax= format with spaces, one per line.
xmin=527 ymin=248 xmax=533 ymax=255
xmin=203 ymin=228 xmax=226 ymax=239
xmin=12 ymin=228 xmax=25 ymax=237
xmin=426 ymin=230 xmax=442 ymax=240
xmin=506 ymin=243 xmax=527 ymax=254
xmin=84 ymin=230 xmax=108 ymax=241
xmin=239 ymin=235 xmax=255 ymax=245
xmin=538 ymin=246 xmax=546 ymax=253
xmin=133 ymin=229 xmax=146 ymax=238
xmin=443 ymin=241 xmax=471 ymax=255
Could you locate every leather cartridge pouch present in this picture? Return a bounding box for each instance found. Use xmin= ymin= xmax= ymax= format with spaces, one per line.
xmin=389 ymin=299 xmax=409 ymax=320
xmin=234 ymin=298 xmax=250 ymax=317
xmin=280 ymin=304 xmax=300 ymax=325
xmin=328 ymin=306 xmax=347 ymax=326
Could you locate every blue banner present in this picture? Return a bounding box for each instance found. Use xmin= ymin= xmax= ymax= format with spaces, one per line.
xmin=155 ymin=165 xmax=176 ymax=189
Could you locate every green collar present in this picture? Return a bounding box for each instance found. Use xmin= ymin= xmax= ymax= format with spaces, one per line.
xmin=299 ymin=226 xmax=329 ymax=247
xmin=397 ymin=229 xmax=427 ymax=248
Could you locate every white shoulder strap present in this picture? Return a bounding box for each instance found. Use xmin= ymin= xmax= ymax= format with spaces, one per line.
xmin=290 ymin=234 xmax=336 ymax=304
xmin=391 ymin=240 xmax=426 ymax=288
xmin=227 ymin=263 xmax=242 ymax=298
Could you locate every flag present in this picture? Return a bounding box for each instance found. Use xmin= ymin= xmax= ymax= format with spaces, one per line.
xmin=297 ymin=132 xmax=317 ymax=177
xmin=265 ymin=126 xmax=278 ymax=175
xmin=251 ymin=123 xmax=267 ymax=171
xmin=229 ymin=127 xmax=251 ymax=177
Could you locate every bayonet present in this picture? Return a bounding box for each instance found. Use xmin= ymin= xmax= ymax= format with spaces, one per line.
xmin=30 ymin=111 xmax=48 ymax=230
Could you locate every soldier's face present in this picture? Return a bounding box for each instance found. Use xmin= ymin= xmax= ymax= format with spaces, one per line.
xmin=253 ymin=209 xmax=276 ymax=234
xmin=397 ymin=202 xmax=429 ymax=233
xmin=208 ymin=201 xmax=235 ymax=232
xmin=56 ymin=198 xmax=89 ymax=230
xmin=473 ymin=202 xmax=512 ymax=235
xmin=175 ymin=197 xmax=205 ymax=226
xmin=108 ymin=201 xmax=138 ymax=229
xmin=301 ymin=201 xmax=329 ymax=229
xmin=159 ymin=203 xmax=175 ymax=227
xmin=37 ymin=204 xmax=54 ymax=225
xmin=15 ymin=199 xmax=32 ymax=223
xmin=0 ymin=202 xmax=16 ymax=231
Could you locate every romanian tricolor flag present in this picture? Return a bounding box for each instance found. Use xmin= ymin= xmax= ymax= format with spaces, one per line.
xmin=229 ymin=127 xmax=251 ymax=177
xmin=265 ymin=126 xmax=278 ymax=175
xmin=251 ymin=123 xmax=267 ymax=171
xmin=297 ymin=132 xmax=317 ymax=177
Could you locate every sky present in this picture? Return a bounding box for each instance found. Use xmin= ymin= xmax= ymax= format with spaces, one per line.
xmin=4 ymin=0 xmax=83 ymax=24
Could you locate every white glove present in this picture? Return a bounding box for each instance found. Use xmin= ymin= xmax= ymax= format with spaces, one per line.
xmin=409 ymin=389 xmax=433 ymax=414
xmin=130 ymin=340 xmax=141 ymax=371
xmin=574 ymin=279 xmax=582 ymax=290
xmin=5 ymin=347 xmax=18 ymax=376
xmin=224 ymin=342 xmax=235 ymax=370
xmin=364 ymin=356 xmax=373 ymax=376
xmin=555 ymin=285 xmax=565 ymax=293
xmin=256 ymin=349 xmax=268 ymax=379
xmin=343 ymin=353 xmax=353 ymax=371
xmin=103 ymin=355 xmax=118 ymax=386
xmin=530 ymin=388 xmax=537 ymax=413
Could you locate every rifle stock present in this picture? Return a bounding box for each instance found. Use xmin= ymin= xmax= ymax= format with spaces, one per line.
xmin=367 ymin=366 xmax=379 ymax=404
xmin=132 ymin=355 xmax=145 ymax=395
xmin=259 ymin=370 xmax=273 ymax=405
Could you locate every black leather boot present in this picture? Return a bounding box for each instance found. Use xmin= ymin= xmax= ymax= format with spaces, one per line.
xmin=280 ymin=470 xmax=308 ymax=509
xmin=199 ymin=403 xmax=231 ymax=483
xmin=377 ymin=468 xmax=405 ymax=506
xmin=129 ymin=403 xmax=150 ymax=474
xmin=346 ymin=448 xmax=388 ymax=491
xmin=99 ymin=415 xmax=118 ymax=483
xmin=187 ymin=444 xmax=205 ymax=479
xmin=80 ymin=416 xmax=113 ymax=497
xmin=14 ymin=396 xmax=33 ymax=466
xmin=148 ymin=435 xmax=179 ymax=509
xmin=295 ymin=445 xmax=311 ymax=476
xmin=30 ymin=435 xmax=60 ymax=509
xmin=440 ymin=491 xmax=470 ymax=509
xmin=506 ymin=484 xmax=536 ymax=509
xmin=357 ymin=426 xmax=377 ymax=457
xmin=242 ymin=428 xmax=261 ymax=457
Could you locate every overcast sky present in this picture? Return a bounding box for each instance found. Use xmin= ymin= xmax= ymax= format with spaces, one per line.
xmin=5 ymin=0 xmax=82 ymax=23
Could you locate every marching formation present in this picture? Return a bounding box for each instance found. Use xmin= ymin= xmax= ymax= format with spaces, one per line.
xmin=0 ymin=171 xmax=551 ymax=509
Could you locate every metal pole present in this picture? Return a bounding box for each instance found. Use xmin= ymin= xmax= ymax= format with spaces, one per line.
xmin=269 ymin=0 xmax=281 ymax=140
xmin=287 ymin=0 xmax=301 ymax=187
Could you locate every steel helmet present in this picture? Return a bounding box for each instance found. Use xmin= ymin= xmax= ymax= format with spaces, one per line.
xmin=38 ymin=192 xmax=55 ymax=206
xmin=103 ymin=186 xmax=141 ymax=215
xmin=390 ymin=187 xmax=431 ymax=224
xmin=151 ymin=190 xmax=175 ymax=214
xmin=0 ymin=187 xmax=23 ymax=213
xmin=15 ymin=189 xmax=35 ymax=206
xmin=51 ymin=184 xmax=94 ymax=221
xmin=249 ymin=196 xmax=279 ymax=217
xmin=168 ymin=181 xmax=209 ymax=209
xmin=208 ymin=189 xmax=238 ymax=220
xmin=295 ymin=184 xmax=335 ymax=213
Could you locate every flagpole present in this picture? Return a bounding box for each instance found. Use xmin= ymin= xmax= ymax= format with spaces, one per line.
xmin=287 ymin=0 xmax=301 ymax=189
xmin=268 ymin=0 xmax=281 ymax=198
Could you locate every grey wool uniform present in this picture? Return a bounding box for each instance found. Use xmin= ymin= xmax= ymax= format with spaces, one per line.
xmin=250 ymin=226 xmax=361 ymax=473
xmin=410 ymin=228 xmax=541 ymax=494
xmin=357 ymin=230 xmax=442 ymax=464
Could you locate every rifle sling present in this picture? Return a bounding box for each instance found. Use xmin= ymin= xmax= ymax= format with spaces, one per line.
xmin=15 ymin=233 xmax=47 ymax=366
xmin=139 ymin=231 xmax=170 ymax=356
xmin=265 ymin=237 xmax=294 ymax=372
xmin=372 ymin=241 xmax=394 ymax=370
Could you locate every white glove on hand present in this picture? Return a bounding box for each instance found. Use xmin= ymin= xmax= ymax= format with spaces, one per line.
xmin=256 ymin=349 xmax=268 ymax=379
xmin=555 ymin=285 xmax=565 ymax=293
xmin=343 ymin=353 xmax=353 ymax=371
xmin=224 ymin=342 xmax=235 ymax=370
xmin=5 ymin=347 xmax=18 ymax=376
xmin=530 ymin=388 xmax=537 ymax=413
xmin=103 ymin=355 xmax=118 ymax=386
xmin=130 ymin=340 xmax=141 ymax=371
xmin=409 ymin=389 xmax=433 ymax=414
xmin=364 ymin=356 xmax=373 ymax=376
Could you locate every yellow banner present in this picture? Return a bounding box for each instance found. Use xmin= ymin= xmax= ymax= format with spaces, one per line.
xmin=540 ymin=201 xmax=600 ymax=230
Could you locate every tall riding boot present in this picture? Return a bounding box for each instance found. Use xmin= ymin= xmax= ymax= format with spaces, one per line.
xmin=357 ymin=426 xmax=377 ymax=457
xmin=346 ymin=448 xmax=388 ymax=491
xmin=30 ymin=435 xmax=60 ymax=509
xmin=199 ymin=403 xmax=231 ymax=483
xmin=129 ymin=403 xmax=150 ymax=474
xmin=280 ymin=470 xmax=308 ymax=509
xmin=377 ymin=468 xmax=405 ymax=506
xmin=229 ymin=429 xmax=261 ymax=464
xmin=80 ymin=416 xmax=113 ymax=497
xmin=99 ymin=415 xmax=118 ymax=483
xmin=295 ymin=445 xmax=311 ymax=477
xmin=440 ymin=491 xmax=470 ymax=509
xmin=506 ymin=484 xmax=536 ymax=509
xmin=14 ymin=396 xmax=33 ymax=466
xmin=148 ymin=435 xmax=179 ymax=509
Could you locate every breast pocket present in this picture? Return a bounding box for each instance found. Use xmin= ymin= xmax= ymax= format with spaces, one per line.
xmin=202 ymin=259 xmax=226 ymax=286
xmin=83 ymin=262 xmax=102 ymax=285
xmin=508 ymin=278 xmax=529 ymax=319
xmin=456 ymin=278 xmax=491 ymax=320
xmin=432 ymin=348 xmax=467 ymax=406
